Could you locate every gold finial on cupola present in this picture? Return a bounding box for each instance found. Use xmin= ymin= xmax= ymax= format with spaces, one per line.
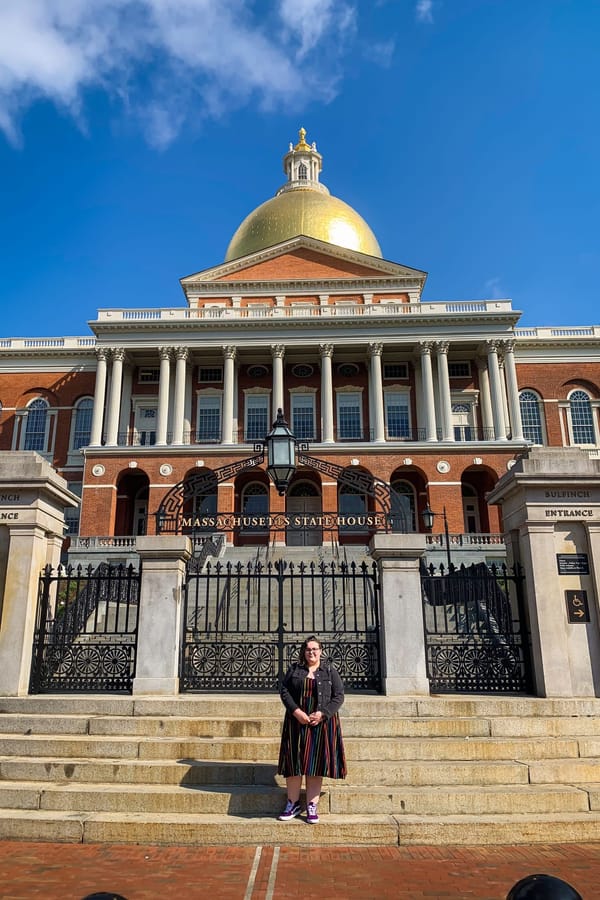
xmin=294 ymin=127 xmax=311 ymax=151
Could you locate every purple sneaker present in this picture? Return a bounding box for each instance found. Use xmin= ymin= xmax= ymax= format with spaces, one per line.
xmin=306 ymin=802 xmax=319 ymax=824
xmin=278 ymin=799 xmax=301 ymax=821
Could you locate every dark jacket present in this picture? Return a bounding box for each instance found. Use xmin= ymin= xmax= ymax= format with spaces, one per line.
xmin=280 ymin=661 xmax=345 ymax=720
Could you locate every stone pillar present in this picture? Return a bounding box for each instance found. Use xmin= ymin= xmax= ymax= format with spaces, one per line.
xmin=417 ymin=342 xmax=437 ymax=441
xmin=486 ymin=340 xmax=507 ymax=440
xmin=271 ymin=344 xmax=285 ymax=419
xmin=132 ymin=536 xmax=192 ymax=695
xmin=0 ymin=453 xmax=79 ymax=696
xmin=118 ymin=364 xmax=133 ymax=445
xmin=367 ymin=342 xmax=385 ymax=442
xmin=105 ymin=348 xmax=125 ymax=446
xmin=502 ymin=340 xmax=524 ymax=441
xmin=476 ymin=357 xmax=494 ymax=439
xmin=90 ymin=348 xmax=109 ymax=446
xmin=222 ymin=346 xmax=237 ymax=444
xmin=435 ymin=341 xmax=454 ymax=441
xmin=171 ymin=348 xmax=189 ymax=444
xmin=370 ymin=534 xmax=430 ymax=695
xmin=319 ymin=344 xmax=334 ymax=443
xmin=156 ymin=347 xmax=172 ymax=446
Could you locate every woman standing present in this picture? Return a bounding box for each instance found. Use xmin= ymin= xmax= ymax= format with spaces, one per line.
xmin=277 ymin=635 xmax=347 ymax=824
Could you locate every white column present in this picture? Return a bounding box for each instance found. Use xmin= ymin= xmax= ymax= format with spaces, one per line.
xmin=502 ymin=340 xmax=524 ymax=441
xmin=368 ymin=342 xmax=385 ymax=442
xmin=156 ymin=347 xmax=172 ymax=446
xmin=118 ymin=365 xmax=133 ymax=445
xmin=271 ymin=344 xmax=285 ymax=419
xmin=171 ymin=348 xmax=189 ymax=444
xmin=476 ymin=357 xmax=494 ymax=439
xmin=418 ymin=342 xmax=437 ymax=441
xmin=486 ymin=340 xmax=507 ymax=440
xmin=90 ymin=348 xmax=109 ymax=446
xmin=105 ymin=348 xmax=125 ymax=446
xmin=319 ymin=344 xmax=334 ymax=443
xmin=435 ymin=341 xmax=454 ymax=441
xmin=222 ymin=346 xmax=237 ymax=444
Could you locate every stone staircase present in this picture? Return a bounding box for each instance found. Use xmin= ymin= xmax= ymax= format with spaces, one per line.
xmin=1 ymin=695 xmax=600 ymax=846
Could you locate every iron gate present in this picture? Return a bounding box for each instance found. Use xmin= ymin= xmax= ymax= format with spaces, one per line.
xmin=421 ymin=562 xmax=533 ymax=693
xmin=30 ymin=563 xmax=140 ymax=693
xmin=181 ymin=559 xmax=381 ymax=692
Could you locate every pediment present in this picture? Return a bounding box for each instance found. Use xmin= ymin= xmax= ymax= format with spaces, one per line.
xmin=180 ymin=236 xmax=427 ymax=287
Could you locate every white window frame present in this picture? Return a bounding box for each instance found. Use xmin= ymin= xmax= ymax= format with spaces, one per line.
xmin=244 ymin=392 xmax=270 ymax=442
xmin=519 ymin=389 xmax=546 ymax=445
xmin=566 ymin=389 xmax=599 ymax=447
xmin=196 ymin=392 xmax=222 ymax=443
xmin=290 ymin=392 xmax=316 ymax=441
xmin=132 ymin=399 xmax=158 ymax=446
xmin=451 ymin=393 xmax=478 ymax=441
xmin=336 ymin=390 xmax=363 ymax=441
xmin=20 ymin=397 xmax=53 ymax=455
xmin=384 ymin=389 xmax=411 ymax=440
xmin=67 ymin=396 xmax=94 ymax=463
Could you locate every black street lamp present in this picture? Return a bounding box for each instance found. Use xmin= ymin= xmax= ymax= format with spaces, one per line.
xmin=422 ymin=504 xmax=452 ymax=570
xmin=265 ymin=408 xmax=297 ymax=496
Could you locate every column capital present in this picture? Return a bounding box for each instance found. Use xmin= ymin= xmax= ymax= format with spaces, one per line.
xmin=95 ymin=347 xmax=109 ymax=362
xmin=501 ymin=339 xmax=515 ymax=354
xmin=112 ymin=347 xmax=126 ymax=363
xmin=158 ymin=346 xmax=172 ymax=361
xmin=416 ymin=341 xmax=434 ymax=357
xmin=485 ymin=339 xmax=501 ymax=354
xmin=367 ymin=342 xmax=383 ymax=358
xmin=319 ymin=343 xmax=334 ymax=358
xmin=271 ymin=344 xmax=285 ymax=359
xmin=435 ymin=341 xmax=450 ymax=355
xmin=223 ymin=345 xmax=237 ymax=361
xmin=175 ymin=347 xmax=189 ymax=362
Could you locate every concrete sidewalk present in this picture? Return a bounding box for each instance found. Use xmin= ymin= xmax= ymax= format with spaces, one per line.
xmin=0 ymin=841 xmax=596 ymax=899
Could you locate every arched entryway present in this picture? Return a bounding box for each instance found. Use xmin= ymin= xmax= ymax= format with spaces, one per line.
xmin=235 ymin=474 xmax=270 ymax=546
xmin=115 ymin=469 xmax=150 ymax=536
xmin=182 ymin=467 xmax=217 ymax=534
xmin=461 ymin=466 xmax=500 ymax=534
xmin=286 ymin=478 xmax=323 ymax=546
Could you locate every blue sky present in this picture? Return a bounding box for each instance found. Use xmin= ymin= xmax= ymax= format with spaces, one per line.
xmin=1 ymin=0 xmax=599 ymax=337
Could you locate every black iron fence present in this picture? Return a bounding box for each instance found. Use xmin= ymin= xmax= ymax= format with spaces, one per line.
xmin=420 ymin=562 xmax=532 ymax=694
xmin=30 ymin=563 xmax=140 ymax=693
xmin=181 ymin=559 xmax=381 ymax=693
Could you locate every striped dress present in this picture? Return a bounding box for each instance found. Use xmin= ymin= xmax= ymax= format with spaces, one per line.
xmin=277 ymin=676 xmax=347 ymax=778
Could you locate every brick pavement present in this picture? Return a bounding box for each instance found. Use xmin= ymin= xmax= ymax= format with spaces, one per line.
xmin=0 ymin=841 xmax=596 ymax=899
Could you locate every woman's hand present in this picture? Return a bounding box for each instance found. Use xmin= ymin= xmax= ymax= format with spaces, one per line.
xmin=293 ymin=708 xmax=311 ymax=725
xmin=308 ymin=711 xmax=323 ymax=726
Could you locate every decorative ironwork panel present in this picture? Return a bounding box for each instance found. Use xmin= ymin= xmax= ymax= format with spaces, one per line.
xmin=181 ymin=559 xmax=381 ymax=693
xmin=30 ymin=563 xmax=140 ymax=694
xmin=420 ymin=562 xmax=532 ymax=694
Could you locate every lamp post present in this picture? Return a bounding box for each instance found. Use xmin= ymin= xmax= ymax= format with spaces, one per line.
xmin=265 ymin=408 xmax=297 ymax=496
xmin=422 ymin=504 xmax=452 ymax=570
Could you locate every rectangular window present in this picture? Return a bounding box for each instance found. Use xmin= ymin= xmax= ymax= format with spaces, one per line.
xmin=245 ymin=395 xmax=269 ymax=441
xmin=291 ymin=394 xmax=316 ymax=440
xmin=383 ymin=363 xmax=408 ymax=380
xmin=136 ymin=406 xmax=157 ymax=446
xmin=197 ymin=396 xmax=222 ymax=442
xmin=138 ymin=368 xmax=160 ymax=383
xmin=198 ymin=367 xmax=223 ymax=383
xmin=448 ymin=362 xmax=471 ymax=378
xmin=385 ymin=392 xmax=410 ymax=439
xmin=337 ymin=393 xmax=362 ymax=440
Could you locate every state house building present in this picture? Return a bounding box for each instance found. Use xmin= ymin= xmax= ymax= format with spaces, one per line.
xmin=1 ymin=130 xmax=599 ymax=561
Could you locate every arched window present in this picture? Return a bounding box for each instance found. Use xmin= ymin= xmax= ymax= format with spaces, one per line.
xmin=519 ymin=390 xmax=544 ymax=444
xmin=24 ymin=398 xmax=48 ymax=451
xmin=569 ymin=390 xmax=596 ymax=445
xmin=241 ymin=482 xmax=269 ymax=532
xmin=390 ymin=480 xmax=416 ymax=532
xmin=72 ymin=397 xmax=94 ymax=450
xmin=298 ymin=162 xmax=308 ymax=181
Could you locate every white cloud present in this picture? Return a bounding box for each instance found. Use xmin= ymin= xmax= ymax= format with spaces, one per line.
xmin=415 ymin=0 xmax=434 ymax=23
xmin=0 ymin=0 xmax=359 ymax=146
xmin=484 ymin=277 xmax=507 ymax=300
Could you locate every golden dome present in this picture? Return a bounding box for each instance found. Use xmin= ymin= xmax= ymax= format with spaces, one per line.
xmin=225 ymin=129 xmax=382 ymax=261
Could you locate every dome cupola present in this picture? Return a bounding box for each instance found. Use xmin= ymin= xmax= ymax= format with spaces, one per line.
xmin=225 ymin=129 xmax=382 ymax=261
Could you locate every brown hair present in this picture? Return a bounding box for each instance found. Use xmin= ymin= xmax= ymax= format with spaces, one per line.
xmin=298 ymin=635 xmax=323 ymax=664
